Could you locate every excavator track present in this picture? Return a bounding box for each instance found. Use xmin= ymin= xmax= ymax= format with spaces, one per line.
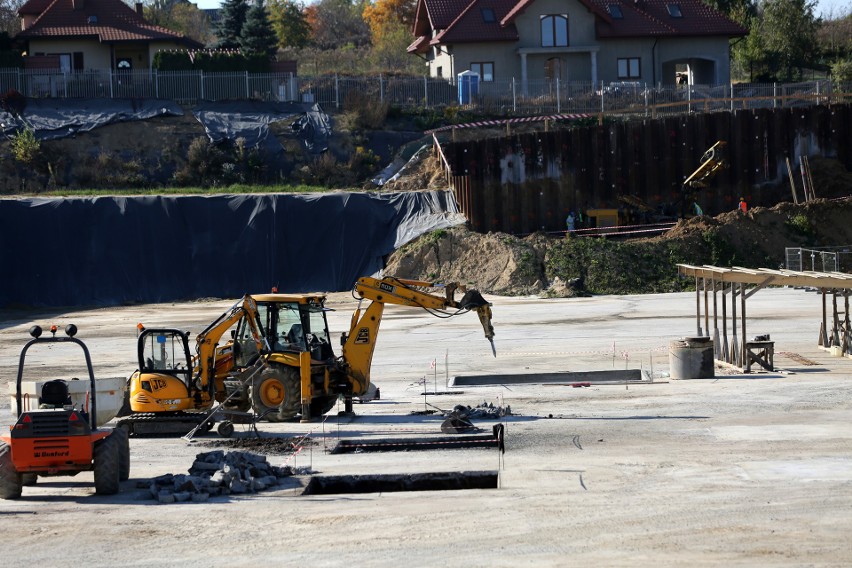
xmin=117 ymin=412 xmax=213 ymax=437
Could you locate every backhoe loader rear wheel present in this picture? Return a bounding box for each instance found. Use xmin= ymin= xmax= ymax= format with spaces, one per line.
xmin=0 ymin=442 xmax=22 ymax=499
xmin=251 ymin=364 xmax=299 ymax=422
xmin=93 ymin=432 xmax=121 ymax=495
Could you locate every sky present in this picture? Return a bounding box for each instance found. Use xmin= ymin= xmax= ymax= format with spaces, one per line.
xmin=190 ymin=0 xmax=850 ymax=18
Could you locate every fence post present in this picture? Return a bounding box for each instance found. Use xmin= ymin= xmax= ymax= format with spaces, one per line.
xmin=109 ymin=69 xmax=113 ymax=98
xmin=556 ymin=77 xmax=561 ymax=113
xmin=16 ymin=67 xmax=20 ymax=93
xmin=334 ymin=74 xmax=339 ymax=109
xmin=644 ymin=82 xmax=649 ymax=116
xmin=730 ymin=82 xmax=733 ymax=111
xmin=246 ymin=70 xmax=250 ymax=99
xmin=600 ymin=80 xmax=604 ymax=114
xmin=379 ymin=74 xmax=384 ymax=104
xmin=200 ymin=70 xmax=204 ymax=101
xmin=154 ymin=69 xmax=158 ymax=99
xmin=773 ymin=82 xmax=777 ymax=108
xmin=424 ymin=76 xmax=428 ymax=107
xmin=512 ymin=77 xmax=516 ymax=112
xmin=687 ymin=82 xmax=692 ymax=113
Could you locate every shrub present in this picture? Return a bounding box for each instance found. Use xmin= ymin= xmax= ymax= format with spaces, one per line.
xmin=11 ymin=129 xmax=40 ymax=164
xmin=342 ymin=90 xmax=389 ymax=130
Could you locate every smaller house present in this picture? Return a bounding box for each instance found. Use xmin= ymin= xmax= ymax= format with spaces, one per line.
xmin=15 ymin=0 xmax=203 ymax=72
xmin=408 ymin=0 xmax=747 ymax=90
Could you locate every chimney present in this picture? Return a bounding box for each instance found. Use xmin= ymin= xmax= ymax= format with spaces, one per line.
xmin=136 ymin=2 xmax=143 ymax=16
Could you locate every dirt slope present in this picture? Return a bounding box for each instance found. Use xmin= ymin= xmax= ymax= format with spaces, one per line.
xmin=386 ymin=197 xmax=852 ymax=296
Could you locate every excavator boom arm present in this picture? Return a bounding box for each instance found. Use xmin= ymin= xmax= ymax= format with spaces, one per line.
xmin=194 ymin=295 xmax=267 ymax=395
xmin=342 ymin=277 xmax=496 ymax=393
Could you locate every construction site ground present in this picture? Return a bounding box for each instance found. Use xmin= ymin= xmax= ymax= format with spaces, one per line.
xmin=1 ymin=287 xmax=851 ymax=566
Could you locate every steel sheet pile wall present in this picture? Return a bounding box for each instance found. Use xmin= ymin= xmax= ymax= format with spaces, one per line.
xmin=0 ymin=191 xmax=461 ymax=308
xmin=445 ymin=104 xmax=851 ymax=234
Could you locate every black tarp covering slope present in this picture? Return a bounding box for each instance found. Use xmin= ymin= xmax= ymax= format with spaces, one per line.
xmin=0 ymin=191 xmax=463 ymax=308
xmin=0 ymin=98 xmax=184 ymax=140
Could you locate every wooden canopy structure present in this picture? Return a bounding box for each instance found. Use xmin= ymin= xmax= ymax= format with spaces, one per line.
xmin=677 ymin=264 xmax=852 ymax=371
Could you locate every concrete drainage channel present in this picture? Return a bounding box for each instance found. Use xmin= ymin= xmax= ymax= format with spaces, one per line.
xmin=302 ymin=471 xmax=499 ymax=495
xmin=449 ymin=369 xmax=649 ymax=387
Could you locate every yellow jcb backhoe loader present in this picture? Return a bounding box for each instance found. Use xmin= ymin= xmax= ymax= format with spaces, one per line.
xmin=118 ymin=276 xmax=495 ymax=433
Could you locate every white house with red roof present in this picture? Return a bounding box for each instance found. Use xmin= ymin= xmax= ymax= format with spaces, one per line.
xmin=15 ymin=0 xmax=203 ymax=72
xmin=408 ymin=0 xmax=746 ymax=91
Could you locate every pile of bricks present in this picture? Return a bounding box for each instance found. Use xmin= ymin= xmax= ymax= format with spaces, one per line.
xmin=139 ymin=450 xmax=293 ymax=503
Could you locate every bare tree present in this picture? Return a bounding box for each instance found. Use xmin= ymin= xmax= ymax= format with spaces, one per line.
xmin=0 ymin=0 xmax=23 ymax=37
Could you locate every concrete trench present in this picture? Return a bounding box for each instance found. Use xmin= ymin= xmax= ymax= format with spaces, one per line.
xmin=301 ymin=471 xmax=499 ymax=495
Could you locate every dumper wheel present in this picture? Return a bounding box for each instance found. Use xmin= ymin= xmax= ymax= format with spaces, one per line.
xmin=309 ymin=395 xmax=339 ymax=418
xmin=112 ymin=427 xmax=130 ymax=481
xmin=251 ymin=364 xmax=299 ymax=422
xmin=21 ymin=473 xmax=38 ymax=486
xmin=0 ymin=442 xmax=22 ymax=499
xmin=93 ymin=433 xmax=121 ymax=495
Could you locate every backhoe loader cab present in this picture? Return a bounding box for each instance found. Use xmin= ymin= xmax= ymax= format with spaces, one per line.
xmin=233 ymin=294 xmax=334 ymax=367
xmin=0 ymin=325 xmax=130 ymax=499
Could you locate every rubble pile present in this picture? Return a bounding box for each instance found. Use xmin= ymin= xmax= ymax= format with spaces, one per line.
xmin=454 ymin=402 xmax=512 ymax=420
xmin=139 ymin=450 xmax=293 ymax=503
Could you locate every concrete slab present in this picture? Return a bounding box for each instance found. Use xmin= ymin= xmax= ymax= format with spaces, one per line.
xmin=1 ymin=288 xmax=851 ymax=566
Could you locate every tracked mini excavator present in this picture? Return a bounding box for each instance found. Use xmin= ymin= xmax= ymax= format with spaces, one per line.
xmin=117 ymin=276 xmax=495 ymax=434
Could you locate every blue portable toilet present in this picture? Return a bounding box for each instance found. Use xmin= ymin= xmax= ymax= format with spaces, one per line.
xmin=457 ymin=70 xmax=480 ymax=104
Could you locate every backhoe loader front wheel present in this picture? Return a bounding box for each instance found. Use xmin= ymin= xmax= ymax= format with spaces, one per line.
xmin=251 ymin=365 xmax=299 ymax=422
xmin=93 ymin=432 xmax=121 ymax=495
xmin=0 ymin=442 xmax=22 ymax=499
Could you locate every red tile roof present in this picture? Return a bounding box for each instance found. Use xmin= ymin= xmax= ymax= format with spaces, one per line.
xmin=590 ymin=0 xmax=747 ymax=37
xmin=502 ymin=0 xmax=611 ymax=27
xmin=16 ymin=0 xmax=203 ymax=46
xmin=434 ymin=0 xmax=519 ymax=44
xmin=407 ymin=34 xmax=430 ymax=54
xmin=413 ymin=0 xmax=746 ymax=44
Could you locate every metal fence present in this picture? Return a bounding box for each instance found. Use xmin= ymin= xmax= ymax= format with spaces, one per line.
xmin=785 ymin=247 xmax=852 ymax=273
xmin=1 ymin=67 xmax=850 ymax=116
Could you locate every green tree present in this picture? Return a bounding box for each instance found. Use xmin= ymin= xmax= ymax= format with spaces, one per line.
xmin=216 ymin=0 xmax=249 ymax=49
xmin=369 ymin=19 xmax=420 ymax=72
xmin=310 ymin=0 xmax=370 ymax=49
xmin=760 ymin=0 xmax=819 ymax=81
xmin=240 ymin=0 xmax=277 ymax=57
xmin=170 ymin=3 xmax=213 ymax=45
xmin=268 ymin=0 xmax=310 ymax=48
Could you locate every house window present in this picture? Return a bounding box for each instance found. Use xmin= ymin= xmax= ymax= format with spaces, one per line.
xmin=470 ymin=62 xmax=494 ymax=82
xmin=607 ymin=4 xmax=623 ymax=18
xmin=540 ymin=15 xmax=568 ymax=47
xmin=437 ymin=66 xmax=443 ymax=78
xmin=73 ymin=52 xmax=84 ymax=71
xmin=617 ymin=57 xmax=641 ymax=79
xmin=666 ymin=3 xmax=682 ymax=17
xmin=481 ymin=7 xmax=496 ymax=22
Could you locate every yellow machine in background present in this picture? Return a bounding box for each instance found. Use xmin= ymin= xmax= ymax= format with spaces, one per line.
xmin=118 ymin=277 xmax=495 ymax=433
xmin=683 ymin=141 xmax=728 ymax=190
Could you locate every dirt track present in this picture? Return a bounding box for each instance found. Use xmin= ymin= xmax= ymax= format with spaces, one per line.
xmin=1 ymin=289 xmax=851 ymax=566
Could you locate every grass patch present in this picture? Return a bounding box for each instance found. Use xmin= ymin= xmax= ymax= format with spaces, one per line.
xmin=31 ymin=184 xmax=332 ymax=197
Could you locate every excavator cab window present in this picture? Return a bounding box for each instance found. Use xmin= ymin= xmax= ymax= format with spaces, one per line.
xmin=233 ymin=314 xmax=261 ymax=368
xmin=139 ymin=330 xmax=192 ymax=381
